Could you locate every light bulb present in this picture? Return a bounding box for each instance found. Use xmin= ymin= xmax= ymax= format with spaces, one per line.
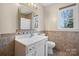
xmin=16 ymin=3 xmax=21 ymax=7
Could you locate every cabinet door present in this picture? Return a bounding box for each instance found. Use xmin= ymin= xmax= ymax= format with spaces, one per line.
xmin=15 ymin=41 xmax=26 ymax=56
xmin=27 ymin=40 xmax=46 ymax=56
xmin=27 ymin=44 xmax=36 ymax=56
xmin=35 ymin=40 xmax=45 ymax=56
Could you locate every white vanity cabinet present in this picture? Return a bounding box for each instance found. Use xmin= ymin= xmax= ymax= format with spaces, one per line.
xmin=27 ymin=39 xmax=47 ymax=56
xmin=15 ymin=35 xmax=48 ymax=56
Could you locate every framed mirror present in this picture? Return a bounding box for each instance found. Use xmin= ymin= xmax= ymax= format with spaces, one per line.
xmin=18 ymin=4 xmax=33 ymax=31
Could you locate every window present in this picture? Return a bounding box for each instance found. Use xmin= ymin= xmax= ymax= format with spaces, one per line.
xmin=58 ymin=4 xmax=76 ymax=29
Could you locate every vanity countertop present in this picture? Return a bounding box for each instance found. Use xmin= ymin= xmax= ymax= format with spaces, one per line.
xmin=15 ymin=35 xmax=48 ymax=46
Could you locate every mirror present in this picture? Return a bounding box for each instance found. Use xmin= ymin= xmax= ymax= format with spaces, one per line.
xmin=32 ymin=15 xmax=39 ymax=31
xmin=18 ymin=4 xmax=33 ymax=30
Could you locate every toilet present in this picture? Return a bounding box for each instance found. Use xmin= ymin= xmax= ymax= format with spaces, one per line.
xmin=48 ymin=41 xmax=55 ymax=55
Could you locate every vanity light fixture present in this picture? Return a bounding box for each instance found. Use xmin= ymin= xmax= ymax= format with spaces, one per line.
xmin=26 ymin=3 xmax=38 ymax=9
xmin=16 ymin=3 xmax=39 ymax=10
xmin=15 ymin=3 xmax=21 ymax=7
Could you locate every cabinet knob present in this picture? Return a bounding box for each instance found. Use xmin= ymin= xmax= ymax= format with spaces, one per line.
xmin=29 ymin=48 xmax=32 ymax=51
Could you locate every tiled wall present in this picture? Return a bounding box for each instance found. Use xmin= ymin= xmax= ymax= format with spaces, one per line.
xmin=0 ymin=31 xmax=79 ymax=56
xmin=0 ymin=34 xmax=15 ymax=56
xmin=0 ymin=31 xmax=31 ymax=56
xmin=45 ymin=31 xmax=79 ymax=56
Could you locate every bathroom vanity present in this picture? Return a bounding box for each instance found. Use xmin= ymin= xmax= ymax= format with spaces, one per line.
xmin=15 ymin=4 xmax=48 ymax=56
xmin=15 ymin=35 xmax=48 ymax=56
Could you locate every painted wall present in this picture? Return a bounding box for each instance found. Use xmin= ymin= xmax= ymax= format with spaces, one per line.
xmin=44 ymin=3 xmax=79 ymax=31
xmin=0 ymin=3 xmax=45 ymax=34
xmin=38 ymin=5 xmax=45 ymax=31
xmin=0 ymin=3 xmax=18 ymax=34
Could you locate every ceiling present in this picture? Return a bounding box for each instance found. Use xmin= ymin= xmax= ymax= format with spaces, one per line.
xmin=40 ymin=3 xmax=54 ymax=7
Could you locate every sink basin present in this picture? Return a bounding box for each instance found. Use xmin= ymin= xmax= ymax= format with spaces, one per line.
xmin=15 ymin=34 xmax=48 ymax=46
